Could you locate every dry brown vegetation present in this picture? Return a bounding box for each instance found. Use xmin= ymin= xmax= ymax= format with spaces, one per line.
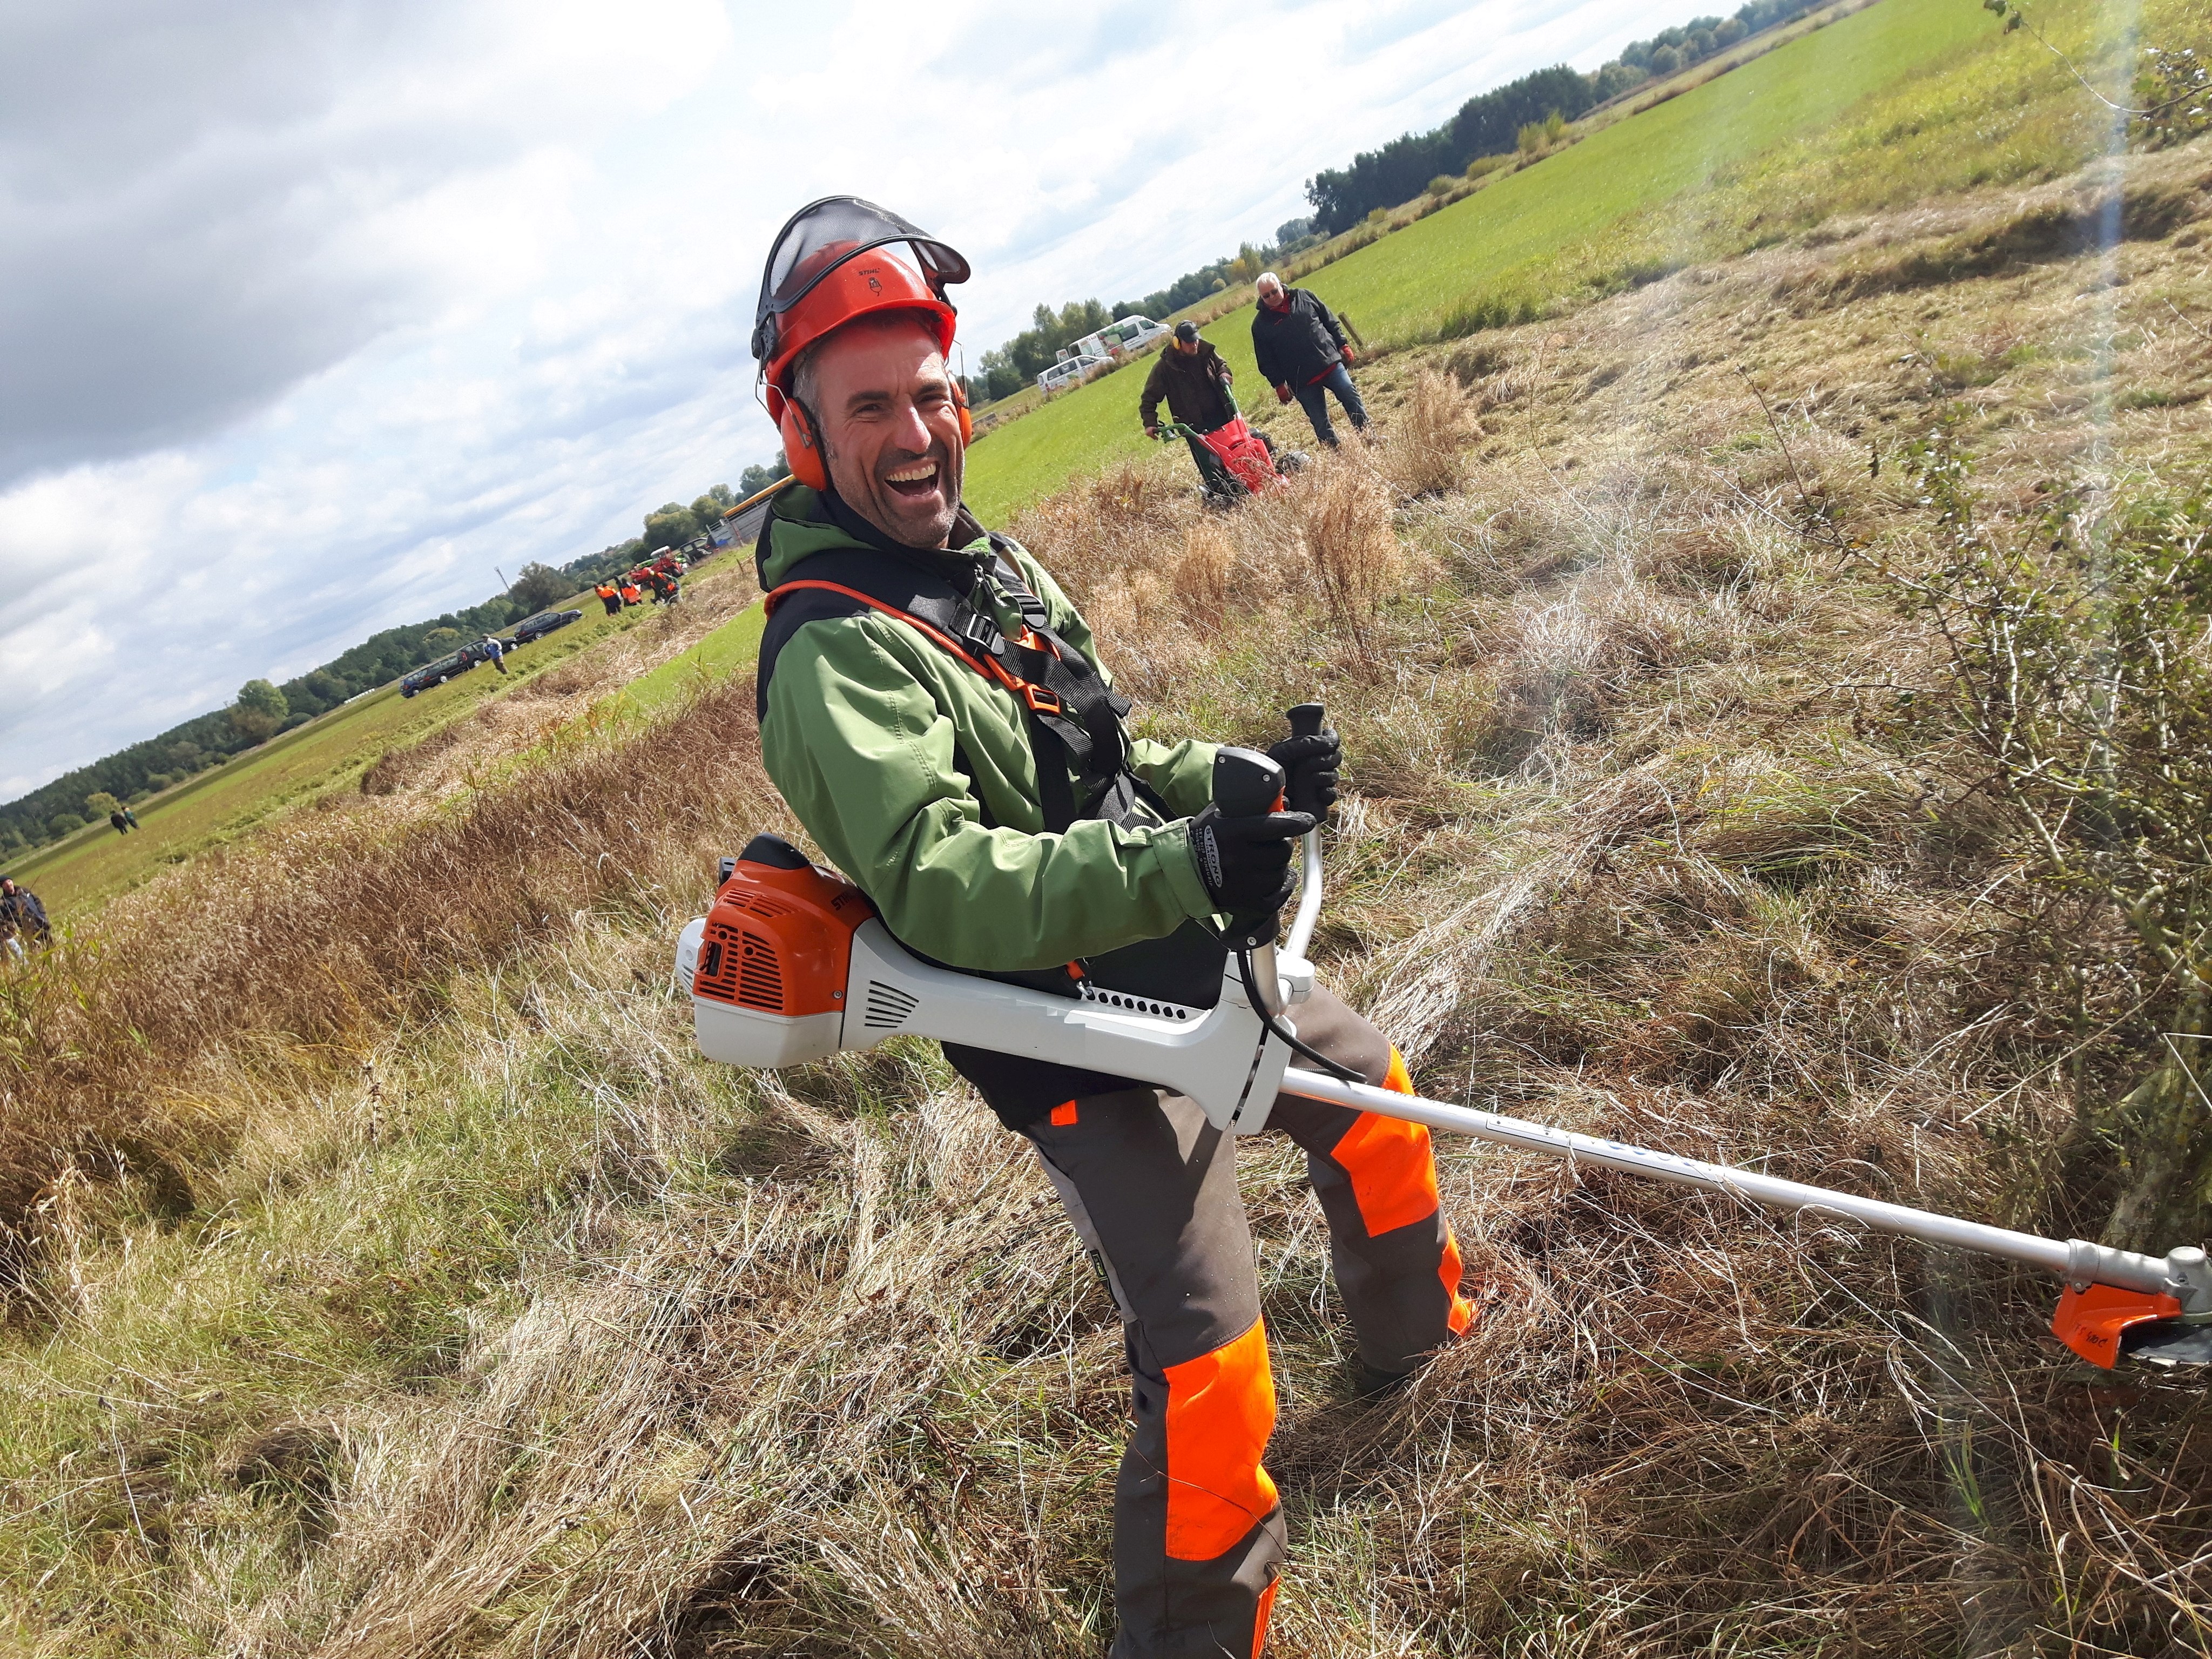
xmin=5 ymin=141 xmax=2212 ymax=1656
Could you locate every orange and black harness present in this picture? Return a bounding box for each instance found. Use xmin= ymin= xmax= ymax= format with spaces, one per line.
xmin=757 ymin=538 xmax=1151 ymax=835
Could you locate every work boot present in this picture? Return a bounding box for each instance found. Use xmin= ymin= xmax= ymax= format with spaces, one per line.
xmin=1349 ymin=1358 xmax=1418 ymax=1400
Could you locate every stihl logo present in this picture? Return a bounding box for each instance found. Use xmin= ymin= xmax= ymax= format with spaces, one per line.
xmin=864 ymin=269 xmax=882 ymax=293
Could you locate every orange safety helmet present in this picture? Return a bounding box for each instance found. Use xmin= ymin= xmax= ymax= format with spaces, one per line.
xmin=752 ymin=197 xmax=973 ymax=490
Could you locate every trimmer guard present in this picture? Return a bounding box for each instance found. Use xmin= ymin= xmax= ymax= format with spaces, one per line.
xmin=2051 ymin=1282 xmax=2184 ymax=1368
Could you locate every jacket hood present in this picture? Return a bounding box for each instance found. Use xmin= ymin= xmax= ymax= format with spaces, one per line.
xmin=756 ymin=483 xmax=990 ymax=590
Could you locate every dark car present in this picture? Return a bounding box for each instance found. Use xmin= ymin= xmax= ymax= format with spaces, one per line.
xmin=511 ymin=607 xmax=582 ymax=644
xmin=399 ymin=648 xmax=479 ymax=698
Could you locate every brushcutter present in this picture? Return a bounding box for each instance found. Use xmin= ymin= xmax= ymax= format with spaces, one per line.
xmin=675 ymin=704 xmax=2212 ymax=1373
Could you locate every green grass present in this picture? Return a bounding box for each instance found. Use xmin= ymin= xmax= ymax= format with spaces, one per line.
xmin=615 ymin=600 xmax=765 ymax=719
xmin=9 ymin=597 xmax=679 ymax=917
xmin=960 ymin=0 xmax=2132 ymax=524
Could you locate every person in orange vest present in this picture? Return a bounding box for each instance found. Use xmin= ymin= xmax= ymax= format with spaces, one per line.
xmin=595 ymin=582 xmax=622 ymax=617
xmin=619 ymin=578 xmax=642 ymax=606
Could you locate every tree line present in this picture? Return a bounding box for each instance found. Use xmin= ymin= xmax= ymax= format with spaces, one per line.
xmin=1304 ymin=0 xmax=1827 ymax=234
xmin=0 ymin=480 xmax=762 ymax=862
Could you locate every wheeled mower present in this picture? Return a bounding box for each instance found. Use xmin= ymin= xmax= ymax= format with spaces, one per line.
xmin=1152 ymin=414 xmax=1304 ymax=507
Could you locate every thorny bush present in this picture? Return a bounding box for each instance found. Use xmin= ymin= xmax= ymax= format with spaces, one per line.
xmin=1856 ymin=424 xmax=2212 ymax=1250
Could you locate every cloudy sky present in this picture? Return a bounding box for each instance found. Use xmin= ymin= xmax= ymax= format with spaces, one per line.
xmin=1 ymin=0 xmax=1704 ymax=799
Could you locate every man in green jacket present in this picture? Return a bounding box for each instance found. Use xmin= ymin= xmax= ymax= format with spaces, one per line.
xmin=748 ymin=197 xmax=1469 ymax=1659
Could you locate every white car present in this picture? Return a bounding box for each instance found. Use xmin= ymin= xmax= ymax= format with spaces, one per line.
xmin=1037 ymin=353 xmax=1108 ymax=396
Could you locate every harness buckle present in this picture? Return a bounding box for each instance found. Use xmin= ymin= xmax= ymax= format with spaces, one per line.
xmin=958 ymin=608 xmax=1003 ymax=654
xmin=1021 ymin=683 xmax=1064 ymax=716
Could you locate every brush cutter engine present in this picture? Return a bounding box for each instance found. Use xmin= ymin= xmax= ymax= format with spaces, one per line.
xmin=676 ymin=750 xmax=1311 ymax=1136
xmin=676 ymin=704 xmax=2212 ymax=1374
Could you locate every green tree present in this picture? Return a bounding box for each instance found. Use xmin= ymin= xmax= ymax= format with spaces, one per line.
xmin=48 ymin=813 xmax=85 ymax=839
xmin=643 ymin=502 xmax=699 ymax=553
xmin=228 ymin=679 xmax=288 ymax=744
xmin=507 ymin=562 xmax=569 ymax=611
xmin=84 ymin=792 xmax=121 ymax=819
xmin=739 ymin=455 xmax=789 ymax=496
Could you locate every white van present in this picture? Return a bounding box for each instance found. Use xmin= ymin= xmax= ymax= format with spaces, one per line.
xmin=1076 ymin=315 xmax=1169 ymax=360
xmin=1037 ymin=353 xmax=1107 ymax=396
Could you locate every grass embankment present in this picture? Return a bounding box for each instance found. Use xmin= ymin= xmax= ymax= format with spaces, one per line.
xmin=5 ymin=124 xmax=2211 ymax=1653
xmin=9 ymin=561 xmax=768 ymax=916
xmin=961 ymin=0 xmax=2160 ymax=524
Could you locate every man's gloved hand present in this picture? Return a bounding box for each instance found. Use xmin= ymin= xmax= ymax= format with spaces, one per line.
xmin=1276 ymin=382 xmax=1293 ymax=404
xmin=1268 ymin=728 xmax=1341 ymax=821
xmin=1144 ymin=423 xmax=1159 ymax=439
xmin=1341 ymin=345 xmax=1357 ymax=365
xmin=1189 ymin=802 xmax=1314 ymax=916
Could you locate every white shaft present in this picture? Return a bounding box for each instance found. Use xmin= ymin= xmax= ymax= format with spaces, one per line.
xmin=1280 ymin=1068 xmax=2181 ymax=1297
xmin=1285 ymin=832 xmax=1324 ymax=963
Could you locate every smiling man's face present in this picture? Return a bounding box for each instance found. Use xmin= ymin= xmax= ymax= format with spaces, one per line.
xmin=802 ymin=312 xmax=965 ymax=548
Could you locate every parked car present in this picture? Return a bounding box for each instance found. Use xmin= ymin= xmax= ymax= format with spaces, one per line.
xmin=511 ymin=608 xmax=582 ymax=644
xmin=1037 ymin=352 xmax=1108 ymax=397
xmin=400 ymin=648 xmax=478 ymax=698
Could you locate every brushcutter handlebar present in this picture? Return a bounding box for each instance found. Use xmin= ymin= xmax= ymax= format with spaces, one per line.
xmin=1283 ymin=703 xmax=1327 ymax=967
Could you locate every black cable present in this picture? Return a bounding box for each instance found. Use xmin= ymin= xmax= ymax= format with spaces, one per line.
xmin=1236 ymin=948 xmax=1364 ymax=1083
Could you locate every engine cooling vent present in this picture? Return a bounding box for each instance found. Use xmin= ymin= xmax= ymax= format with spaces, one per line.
xmin=693 ymin=920 xmax=751 ymax=1006
xmin=862 ymin=981 xmax=921 ymax=1030
xmin=732 ymin=889 xmax=796 ymax=921
xmin=1077 ymin=983 xmax=1197 ymax=1022
xmin=736 ymin=936 xmax=785 ymax=1011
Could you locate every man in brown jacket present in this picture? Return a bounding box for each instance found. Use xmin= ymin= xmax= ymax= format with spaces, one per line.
xmin=1140 ymin=322 xmax=1240 ymax=497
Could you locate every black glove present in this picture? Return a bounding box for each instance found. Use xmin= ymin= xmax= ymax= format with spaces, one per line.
xmin=1267 ymin=729 xmax=1341 ymax=821
xmin=1189 ymin=802 xmax=1314 ymax=916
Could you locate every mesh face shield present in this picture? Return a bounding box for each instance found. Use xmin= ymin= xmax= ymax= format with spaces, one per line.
xmin=751 ymin=197 xmax=970 ymax=367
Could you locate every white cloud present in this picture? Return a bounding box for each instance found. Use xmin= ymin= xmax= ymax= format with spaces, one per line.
xmin=0 ymin=0 xmax=1712 ymax=798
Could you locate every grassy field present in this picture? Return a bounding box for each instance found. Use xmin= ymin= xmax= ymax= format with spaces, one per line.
xmin=960 ymin=0 xmax=2137 ymax=524
xmin=8 ymin=3 xmax=2212 ymax=1649
xmin=7 ymin=571 xmax=766 ymax=919
xmin=8 ymin=126 xmax=2211 ymax=1649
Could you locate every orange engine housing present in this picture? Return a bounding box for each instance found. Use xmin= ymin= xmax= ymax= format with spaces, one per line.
xmin=693 ymin=850 xmax=874 ymax=1017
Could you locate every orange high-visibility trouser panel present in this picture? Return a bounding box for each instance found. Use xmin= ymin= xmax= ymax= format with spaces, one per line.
xmin=1015 ymin=984 xmax=1466 ymax=1658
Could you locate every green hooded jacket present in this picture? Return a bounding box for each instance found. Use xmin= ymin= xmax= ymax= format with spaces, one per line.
xmin=756 ymin=485 xmax=1218 ymax=973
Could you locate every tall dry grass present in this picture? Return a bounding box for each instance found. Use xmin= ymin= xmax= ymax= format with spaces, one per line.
xmin=0 ymin=678 xmax=777 ymax=1282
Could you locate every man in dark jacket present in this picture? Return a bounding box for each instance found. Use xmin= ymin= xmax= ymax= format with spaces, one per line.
xmin=1 ymin=876 xmax=51 ymax=959
xmin=1141 ymin=321 xmax=1240 ymax=495
xmin=1251 ymin=272 xmax=1367 ymax=447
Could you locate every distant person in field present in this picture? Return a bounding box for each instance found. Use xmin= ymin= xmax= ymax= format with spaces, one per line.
xmin=124 ymin=806 xmax=139 ymax=830
xmin=620 ymin=578 xmax=643 ymax=606
xmin=1251 ymin=272 xmax=1366 ymax=447
xmin=1 ymin=877 xmax=51 ymax=959
xmin=109 ymin=809 xmax=131 ymax=835
xmin=597 ymin=582 xmax=622 ymax=617
xmin=1140 ymin=321 xmax=1242 ymax=497
xmin=480 ymin=635 xmax=508 ymax=674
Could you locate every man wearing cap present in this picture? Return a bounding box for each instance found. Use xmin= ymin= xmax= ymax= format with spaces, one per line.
xmin=1139 ymin=322 xmax=1241 ymax=498
xmin=743 ymin=196 xmax=1471 ymax=1658
xmin=1251 ymin=273 xmax=1366 ymax=448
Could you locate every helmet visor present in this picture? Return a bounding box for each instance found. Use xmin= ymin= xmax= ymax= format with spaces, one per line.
xmin=754 ymin=196 xmax=969 ymax=357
